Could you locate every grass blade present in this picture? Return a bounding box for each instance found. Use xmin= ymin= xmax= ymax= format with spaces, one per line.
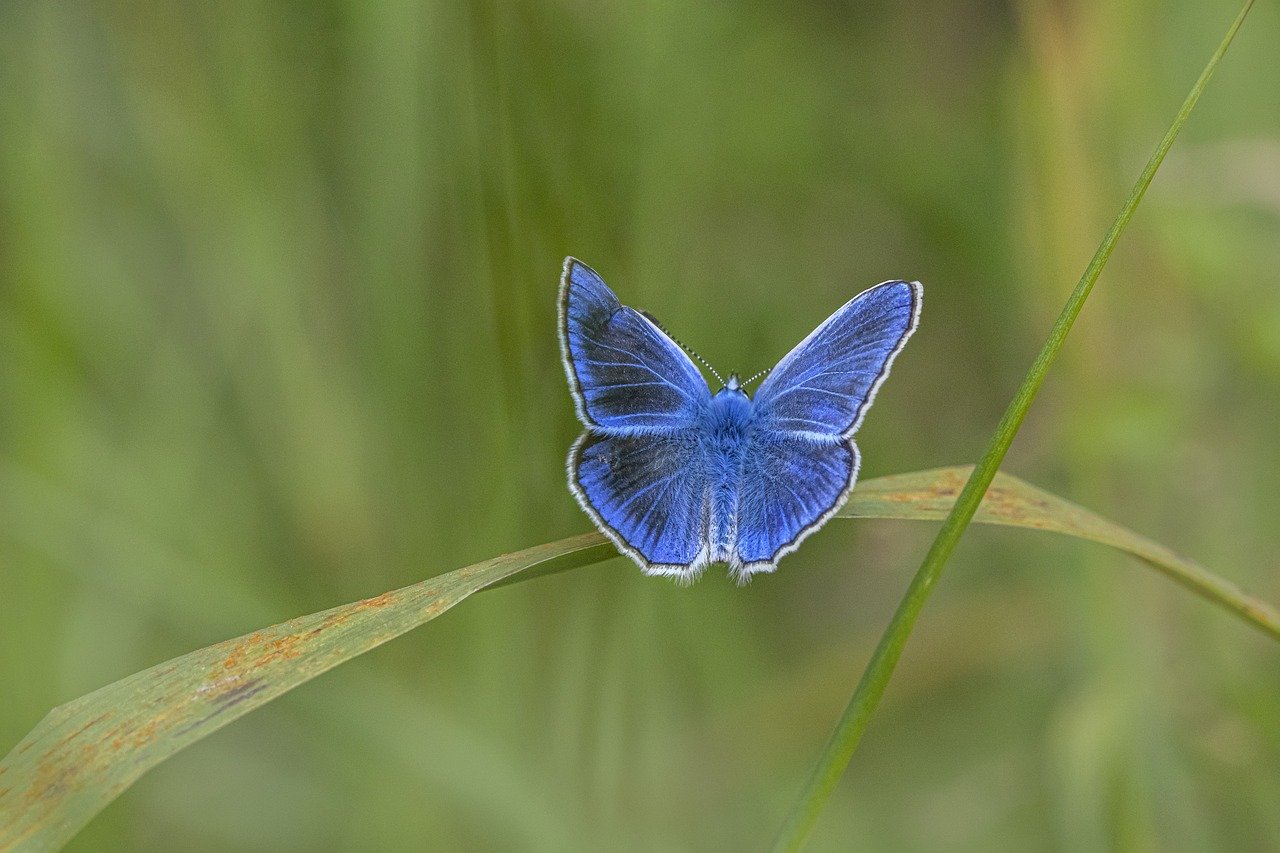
xmin=771 ymin=2 xmax=1257 ymax=848
xmin=0 ymin=533 xmax=611 ymax=851
xmin=847 ymin=467 xmax=1280 ymax=641
xmin=3 ymin=467 xmax=1276 ymax=849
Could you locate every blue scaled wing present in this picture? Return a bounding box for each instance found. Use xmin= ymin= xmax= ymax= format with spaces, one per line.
xmin=734 ymin=435 xmax=859 ymax=576
xmin=752 ymin=280 xmax=922 ymax=439
xmin=570 ymin=430 xmax=710 ymax=578
xmin=561 ymin=258 xmax=713 ymax=577
xmin=734 ymin=280 xmax=921 ymax=575
xmin=559 ymin=258 xmax=710 ymax=432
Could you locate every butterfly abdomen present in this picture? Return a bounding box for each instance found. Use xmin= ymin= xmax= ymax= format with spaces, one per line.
xmin=702 ymin=386 xmax=753 ymax=565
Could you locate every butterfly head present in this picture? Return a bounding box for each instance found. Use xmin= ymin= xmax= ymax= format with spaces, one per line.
xmin=716 ymin=372 xmax=748 ymax=399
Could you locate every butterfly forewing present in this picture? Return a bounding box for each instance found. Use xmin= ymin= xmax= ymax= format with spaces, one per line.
xmin=560 ymin=259 xmax=710 ymax=432
xmin=751 ymin=280 xmax=921 ymax=439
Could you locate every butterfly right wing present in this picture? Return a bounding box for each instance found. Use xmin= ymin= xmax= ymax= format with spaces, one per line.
xmin=559 ymin=258 xmax=710 ymax=432
xmin=732 ymin=280 xmax=921 ymax=578
xmin=570 ymin=430 xmax=711 ymax=579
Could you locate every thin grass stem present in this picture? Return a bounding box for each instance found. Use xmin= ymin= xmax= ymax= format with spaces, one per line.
xmin=772 ymin=2 xmax=1257 ymax=847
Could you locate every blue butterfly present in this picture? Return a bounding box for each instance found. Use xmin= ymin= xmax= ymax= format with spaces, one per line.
xmin=559 ymin=258 xmax=922 ymax=583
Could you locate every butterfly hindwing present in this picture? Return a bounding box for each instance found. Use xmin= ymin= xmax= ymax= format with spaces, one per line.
xmin=733 ymin=435 xmax=859 ymax=574
xmin=570 ymin=430 xmax=710 ymax=577
xmin=752 ymin=280 xmax=921 ymax=438
xmin=559 ymin=258 xmax=710 ymax=432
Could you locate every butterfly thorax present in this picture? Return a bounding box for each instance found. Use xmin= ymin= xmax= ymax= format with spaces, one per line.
xmin=707 ymin=382 xmax=752 ymax=441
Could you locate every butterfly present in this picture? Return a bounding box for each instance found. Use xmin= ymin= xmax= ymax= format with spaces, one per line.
xmin=559 ymin=258 xmax=922 ymax=583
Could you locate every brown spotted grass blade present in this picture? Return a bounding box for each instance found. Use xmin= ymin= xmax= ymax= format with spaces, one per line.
xmin=0 ymin=532 xmax=610 ymax=852
xmin=3 ymin=467 xmax=1279 ymax=850
xmin=771 ymin=2 xmax=1259 ymax=849
xmin=850 ymin=468 xmax=1279 ymax=638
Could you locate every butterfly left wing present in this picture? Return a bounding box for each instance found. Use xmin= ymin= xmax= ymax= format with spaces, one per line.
xmin=751 ymin=280 xmax=921 ymax=439
xmin=559 ymin=258 xmax=710 ymax=433
xmin=733 ymin=280 xmax=922 ymax=577
xmin=561 ymin=258 xmax=714 ymax=577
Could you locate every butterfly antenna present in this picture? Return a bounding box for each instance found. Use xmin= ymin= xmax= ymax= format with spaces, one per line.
xmin=684 ymin=346 xmax=725 ymax=385
xmin=741 ymin=367 xmax=771 ymax=389
xmin=640 ymin=309 xmax=724 ymax=385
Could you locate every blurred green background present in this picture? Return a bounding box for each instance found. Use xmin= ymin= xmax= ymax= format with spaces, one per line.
xmin=3 ymin=1 xmax=1279 ymax=849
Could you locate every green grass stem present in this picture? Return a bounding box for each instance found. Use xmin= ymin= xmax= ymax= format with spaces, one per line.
xmin=772 ymin=2 xmax=1257 ymax=848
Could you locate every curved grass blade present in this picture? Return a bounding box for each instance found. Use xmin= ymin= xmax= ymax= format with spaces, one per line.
xmin=0 ymin=533 xmax=612 ymax=852
xmin=772 ymin=2 xmax=1258 ymax=848
xmin=847 ymin=467 xmax=1280 ymax=641
xmin=3 ymin=468 xmax=1277 ymax=849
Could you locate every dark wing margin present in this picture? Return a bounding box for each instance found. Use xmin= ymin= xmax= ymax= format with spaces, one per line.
xmin=751 ymin=280 xmax=921 ymax=439
xmin=569 ymin=431 xmax=711 ymax=580
xmin=559 ymin=258 xmax=709 ymax=433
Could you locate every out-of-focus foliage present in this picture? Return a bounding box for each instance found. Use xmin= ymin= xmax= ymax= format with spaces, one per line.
xmin=1 ymin=1 xmax=1277 ymax=850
